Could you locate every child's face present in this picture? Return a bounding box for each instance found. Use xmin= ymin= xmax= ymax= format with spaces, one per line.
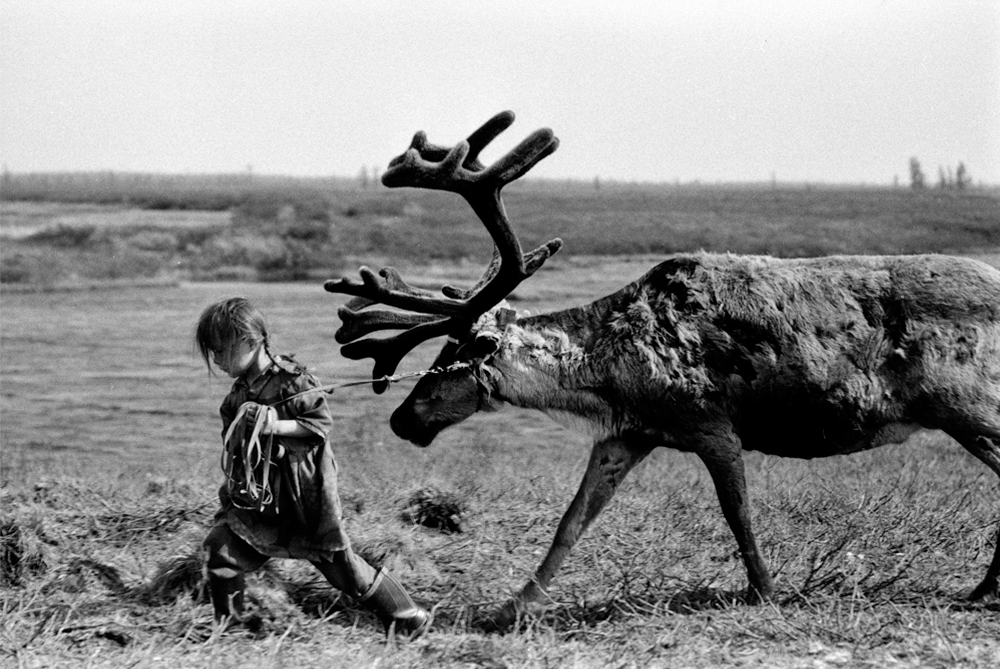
xmin=212 ymin=338 xmax=260 ymax=379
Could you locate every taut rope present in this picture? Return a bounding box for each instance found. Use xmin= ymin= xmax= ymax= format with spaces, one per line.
xmin=270 ymin=361 xmax=475 ymax=407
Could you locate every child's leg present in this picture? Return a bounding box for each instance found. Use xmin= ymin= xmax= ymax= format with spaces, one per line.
xmin=203 ymin=523 xmax=268 ymax=622
xmin=311 ymin=546 xmax=376 ymax=597
xmin=312 ymin=548 xmax=431 ymax=639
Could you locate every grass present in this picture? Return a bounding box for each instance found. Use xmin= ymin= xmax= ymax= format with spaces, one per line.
xmin=2 ymin=277 xmax=1000 ymax=667
xmin=3 ymin=434 xmax=1000 ymax=667
xmin=2 ymin=174 xmax=1000 ymax=289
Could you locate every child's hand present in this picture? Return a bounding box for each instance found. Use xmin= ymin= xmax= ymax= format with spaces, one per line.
xmin=260 ymin=407 xmax=286 ymax=459
xmin=261 ymin=407 xmax=279 ymax=435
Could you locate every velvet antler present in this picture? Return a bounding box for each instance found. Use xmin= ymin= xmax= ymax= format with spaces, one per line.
xmin=325 ymin=111 xmax=563 ymax=392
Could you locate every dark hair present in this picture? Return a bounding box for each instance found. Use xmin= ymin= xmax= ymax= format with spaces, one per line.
xmin=195 ymin=297 xmax=270 ymax=371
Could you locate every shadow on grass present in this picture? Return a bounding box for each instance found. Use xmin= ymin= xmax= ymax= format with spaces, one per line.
xmin=459 ymin=582 xmax=1000 ymax=636
xmin=456 ymin=586 xmax=749 ymax=635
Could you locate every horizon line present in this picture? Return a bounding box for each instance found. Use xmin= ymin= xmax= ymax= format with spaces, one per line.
xmin=2 ymin=169 xmax=996 ymax=191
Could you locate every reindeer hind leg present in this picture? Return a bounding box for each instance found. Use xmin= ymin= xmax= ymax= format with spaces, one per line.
xmin=696 ymin=431 xmax=775 ymax=603
xmin=950 ymin=431 xmax=1000 ymax=600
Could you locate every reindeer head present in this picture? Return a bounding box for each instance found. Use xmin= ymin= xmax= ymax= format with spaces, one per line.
xmin=325 ymin=111 xmax=562 ymax=446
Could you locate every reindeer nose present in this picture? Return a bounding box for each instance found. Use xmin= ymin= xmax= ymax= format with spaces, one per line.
xmin=390 ymin=403 xmax=437 ymax=447
xmin=390 ymin=405 xmax=416 ymax=442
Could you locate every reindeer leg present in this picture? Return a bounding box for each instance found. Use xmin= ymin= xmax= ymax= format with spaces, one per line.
xmin=489 ymin=435 xmax=652 ymax=630
xmin=949 ymin=432 xmax=1000 ymax=600
xmin=696 ymin=432 xmax=775 ymax=603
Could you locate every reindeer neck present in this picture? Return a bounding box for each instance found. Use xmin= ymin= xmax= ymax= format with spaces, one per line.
xmin=484 ymin=297 xmax=619 ymax=421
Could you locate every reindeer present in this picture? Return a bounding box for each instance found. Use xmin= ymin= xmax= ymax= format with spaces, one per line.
xmin=325 ymin=111 xmax=1000 ymax=628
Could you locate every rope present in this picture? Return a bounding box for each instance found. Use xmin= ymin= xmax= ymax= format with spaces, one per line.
xmin=270 ymin=361 xmax=474 ymax=407
xmin=219 ymin=361 xmax=474 ymax=511
xmin=222 ymin=402 xmax=276 ymax=512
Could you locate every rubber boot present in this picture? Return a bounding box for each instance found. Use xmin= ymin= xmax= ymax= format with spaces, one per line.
xmin=357 ymin=568 xmax=431 ymax=639
xmin=208 ymin=574 xmax=246 ymax=625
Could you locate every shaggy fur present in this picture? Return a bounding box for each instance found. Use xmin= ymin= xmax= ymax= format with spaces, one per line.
xmin=390 ymin=251 xmax=1000 ymax=627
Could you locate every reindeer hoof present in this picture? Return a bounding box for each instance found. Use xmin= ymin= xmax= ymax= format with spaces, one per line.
xmin=968 ymin=578 xmax=998 ymax=601
xmin=483 ymin=599 xmax=547 ymax=633
xmin=483 ymin=602 xmax=518 ymax=633
xmin=745 ymin=583 xmax=775 ymax=605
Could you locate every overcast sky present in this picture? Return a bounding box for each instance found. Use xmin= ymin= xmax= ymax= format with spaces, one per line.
xmin=2 ymin=0 xmax=998 ymax=185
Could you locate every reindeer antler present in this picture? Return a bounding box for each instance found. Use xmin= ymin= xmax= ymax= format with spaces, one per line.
xmin=324 ymin=111 xmax=563 ymax=392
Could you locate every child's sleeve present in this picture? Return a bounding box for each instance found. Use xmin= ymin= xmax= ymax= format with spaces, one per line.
xmin=282 ymin=373 xmax=334 ymax=448
xmin=219 ymin=392 xmax=238 ymax=440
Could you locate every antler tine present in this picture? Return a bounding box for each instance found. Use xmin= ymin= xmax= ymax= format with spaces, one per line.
xmin=326 ymin=265 xmax=465 ymax=385
xmin=463 ymin=110 xmax=516 ymax=169
xmin=381 ymin=110 xmax=559 ymax=196
xmin=441 ymin=237 xmax=564 ymax=300
xmin=341 ymin=318 xmax=455 ymax=394
xmin=384 ymin=111 xmax=516 ymax=177
xmin=338 ymin=266 xmax=439 ymax=311
xmin=480 ymin=126 xmax=560 ymax=188
xmin=335 ymin=306 xmax=439 ymax=344
xmin=332 ymin=265 xmax=443 ymax=341
xmin=324 ymin=266 xmax=469 ymax=316
xmin=327 ymin=111 xmax=562 ymax=389
xmin=441 ymin=246 xmax=502 ymax=300
xmin=381 ymin=111 xmax=561 ymax=312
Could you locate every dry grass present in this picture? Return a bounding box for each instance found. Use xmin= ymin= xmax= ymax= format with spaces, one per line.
xmin=3 ymin=430 xmax=1000 ymax=668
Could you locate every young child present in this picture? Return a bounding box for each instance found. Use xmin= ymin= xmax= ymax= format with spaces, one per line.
xmin=195 ymin=297 xmax=430 ymax=638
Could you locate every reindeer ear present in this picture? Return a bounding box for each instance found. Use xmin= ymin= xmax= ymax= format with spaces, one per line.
xmin=496 ymin=307 xmax=517 ymax=327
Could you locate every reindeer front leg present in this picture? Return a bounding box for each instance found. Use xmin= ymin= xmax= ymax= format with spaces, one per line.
xmin=696 ymin=430 xmax=775 ymax=602
xmin=489 ymin=435 xmax=652 ymax=630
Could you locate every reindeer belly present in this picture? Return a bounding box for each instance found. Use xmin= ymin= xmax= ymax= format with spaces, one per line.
xmin=735 ymin=385 xmax=921 ymax=458
xmin=739 ymin=414 xmax=922 ymax=458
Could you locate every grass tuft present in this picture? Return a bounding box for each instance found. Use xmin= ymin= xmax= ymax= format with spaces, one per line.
xmin=142 ymin=549 xmax=207 ymax=605
xmin=0 ymin=520 xmax=48 ymax=587
xmin=400 ymin=487 xmax=467 ymax=534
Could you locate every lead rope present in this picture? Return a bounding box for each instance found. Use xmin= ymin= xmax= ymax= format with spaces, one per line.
xmin=270 ymin=361 xmax=476 ymax=407
xmin=220 ymin=361 xmax=476 ymax=511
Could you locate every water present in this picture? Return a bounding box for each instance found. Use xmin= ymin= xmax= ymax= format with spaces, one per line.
xmin=0 ymin=282 xmax=400 ymax=485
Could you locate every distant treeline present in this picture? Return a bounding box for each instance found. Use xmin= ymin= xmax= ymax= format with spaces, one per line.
xmin=1 ymin=171 xmax=351 ymax=211
xmin=8 ymin=170 xmax=993 ymax=209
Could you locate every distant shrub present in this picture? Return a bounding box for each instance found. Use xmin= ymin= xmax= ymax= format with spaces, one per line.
xmin=200 ymin=233 xmax=286 ymax=268
xmin=136 ymin=197 xmax=182 ymax=211
xmin=27 ymin=224 xmax=97 ymax=248
xmin=0 ymin=254 xmax=34 ymax=284
xmin=174 ymin=224 xmax=226 ymax=251
xmin=284 ymin=218 xmax=331 ymax=243
xmin=293 ymin=197 xmax=332 ymax=223
xmin=256 ymin=241 xmax=317 ymax=281
xmin=134 ymin=193 xmax=239 ymax=211
xmin=0 ymin=249 xmax=69 ymax=284
xmin=192 ymin=265 xmax=258 ymax=282
xmin=190 ymin=227 xmax=340 ymax=282
xmin=340 ymin=194 xmax=411 ymax=218
xmin=80 ymin=245 xmax=165 ymax=280
xmin=127 ymin=230 xmax=179 ymax=253
xmin=239 ymin=197 xmax=286 ymax=222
